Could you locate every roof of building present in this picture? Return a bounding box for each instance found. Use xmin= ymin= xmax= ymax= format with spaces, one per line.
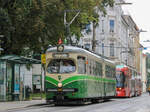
xmin=0 ymin=55 xmax=41 ymax=64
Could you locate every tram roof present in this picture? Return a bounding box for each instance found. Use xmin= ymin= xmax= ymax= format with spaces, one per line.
xmin=0 ymin=55 xmax=41 ymax=64
xmin=47 ymin=45 xmax=116 ymax=64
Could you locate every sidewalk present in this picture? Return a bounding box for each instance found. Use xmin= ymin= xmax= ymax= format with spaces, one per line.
xmin=0 ymin=100 xmax=46 ymax=111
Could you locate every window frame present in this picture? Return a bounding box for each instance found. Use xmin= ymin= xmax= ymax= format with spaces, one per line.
xmin=77 ymin=56 xmax=86 ymax=74
xmin=109 ymin=19 xmax=115 ymax=33
xmin=110 ymin=42 xmax=115 ymax=57
xmin=46 ymin=59 xmax=76 ymax=74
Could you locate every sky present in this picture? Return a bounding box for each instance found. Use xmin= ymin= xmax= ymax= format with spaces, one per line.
xmin=122 ymin=0 xmax=150 ymax=53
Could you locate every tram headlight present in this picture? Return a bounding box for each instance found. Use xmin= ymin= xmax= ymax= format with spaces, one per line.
xmin=58 ymin=83 xmax=62 ymax=88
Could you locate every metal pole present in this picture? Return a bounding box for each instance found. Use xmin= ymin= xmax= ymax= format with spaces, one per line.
xmin=92 ymin=22 xmax=96 ymax=52
xmin=64 ymin=10 xmax=80 ymax=45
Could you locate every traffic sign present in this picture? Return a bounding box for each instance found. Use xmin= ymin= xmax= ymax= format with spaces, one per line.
xmin=41 ymin=54 xmax=46 ymax=64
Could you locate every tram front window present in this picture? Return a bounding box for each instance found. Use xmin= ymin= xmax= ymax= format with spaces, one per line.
xmin=116 ymin=71 xmax=125 ymax=88
xmin=47 ymin=59 xmax=76 ymax=74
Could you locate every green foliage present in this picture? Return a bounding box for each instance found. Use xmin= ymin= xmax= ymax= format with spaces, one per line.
xmin=0 ymin=0 xmax=114 ymax=55
xmin=0 ymin=8 xmax=12 ymax=52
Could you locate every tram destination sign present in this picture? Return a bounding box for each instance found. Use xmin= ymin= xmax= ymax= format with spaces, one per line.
xmin=53 ymin=53 xmax=69 ymax=58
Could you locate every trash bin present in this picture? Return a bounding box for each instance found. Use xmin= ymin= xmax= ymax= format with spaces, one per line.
xmin=25 ymin=86 xmax=31 ymax=100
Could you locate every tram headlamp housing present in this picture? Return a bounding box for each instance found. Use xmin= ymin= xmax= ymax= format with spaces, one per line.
xmin=57 ymin=45 xmax=64 ymax=52
xmin=58 ymin=83 xmax=63 ymax=88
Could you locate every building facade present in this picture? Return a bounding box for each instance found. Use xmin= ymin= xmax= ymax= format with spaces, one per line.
xmin=142 ymin=54 xmax=147 ymax=92
xmin=80 ymin=0 xmax=140 ymax=67
xmin=79 ymin=0 xmax=144 ymax=91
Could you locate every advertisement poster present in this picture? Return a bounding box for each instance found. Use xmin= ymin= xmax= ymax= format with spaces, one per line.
xmin=14 ymin=64 xmax=20 ymax=94
xmin=0 ymin=62 xmax=6 ymax=84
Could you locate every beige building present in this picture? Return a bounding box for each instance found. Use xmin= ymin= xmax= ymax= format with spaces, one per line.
xmin=133 ymin=26 xmax=141 ymax=73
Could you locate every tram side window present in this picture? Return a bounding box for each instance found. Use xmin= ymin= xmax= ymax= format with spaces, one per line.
xmin=105 ymin=65 xmax=113 ymax=78
xmin=90 ymin=60 xmax=93 ymax=75
xmin=93 ymin=61 xmax=96 ymax=76
xmin=77 ymin=56 xmax=86 ymax=74
xmin=95 ymin=62 xmax=99 ymax=76
xmin=105 ymin=65 xmax=110 ymax=77
xmin=111 ymin=67 xmax=116 ymax=78
xmin=96 ymin=62 xmax=102 ymax=76
xmin=89 ymin=60 xmax=92 ymax=75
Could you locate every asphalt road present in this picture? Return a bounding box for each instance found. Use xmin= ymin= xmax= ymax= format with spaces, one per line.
xmin=4 ymin=93 xmax=150 ymax=112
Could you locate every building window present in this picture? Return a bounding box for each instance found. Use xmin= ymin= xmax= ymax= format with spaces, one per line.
xmin=110 ymin=43 xmax=114 ymax=56
xmin=85 ymin=24 xmax=91 ymax=34
xmin=102 ymin=20 xmax=104 ymax=33
xmin=109 ymin=20 xmax=115 ymax=33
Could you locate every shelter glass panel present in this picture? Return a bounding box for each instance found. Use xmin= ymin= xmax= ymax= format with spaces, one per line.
xmin=6 ymin=63 xmax=13 ymax=101
xmin=14 ymin=64 xmax=20 ymax=94
xmin=0 ymin=61 xmax=6 ymax=101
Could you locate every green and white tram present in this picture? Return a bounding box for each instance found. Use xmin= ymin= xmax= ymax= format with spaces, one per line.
xmin=45 ymin=45 xmax=116 ymax=104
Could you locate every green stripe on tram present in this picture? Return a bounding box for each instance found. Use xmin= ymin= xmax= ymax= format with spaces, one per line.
xmin=45 ymin=75 xmax=116 ymax=86
xmin=45 ymin=76 xmax=58 ymax=86
xmin=62 ymin=75 xmax=116 ymax=86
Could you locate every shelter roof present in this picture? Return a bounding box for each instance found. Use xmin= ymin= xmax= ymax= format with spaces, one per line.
xmin=0 ymin=55 xmax=41 ymax=64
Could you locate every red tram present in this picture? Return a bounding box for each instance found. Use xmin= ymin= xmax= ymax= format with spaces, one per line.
xmin=116 ymin=65 xmax=142 ymax=97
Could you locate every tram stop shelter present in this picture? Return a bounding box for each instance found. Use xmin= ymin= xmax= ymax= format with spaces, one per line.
xmin=0 ymin=55 xmax=41 ymax=101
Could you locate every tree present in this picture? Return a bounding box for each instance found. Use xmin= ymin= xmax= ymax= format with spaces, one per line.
xmin=0 ymin=8 xmax=12 ymax=54
xmin=0 ymin=0 xmax=114 ymax=55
